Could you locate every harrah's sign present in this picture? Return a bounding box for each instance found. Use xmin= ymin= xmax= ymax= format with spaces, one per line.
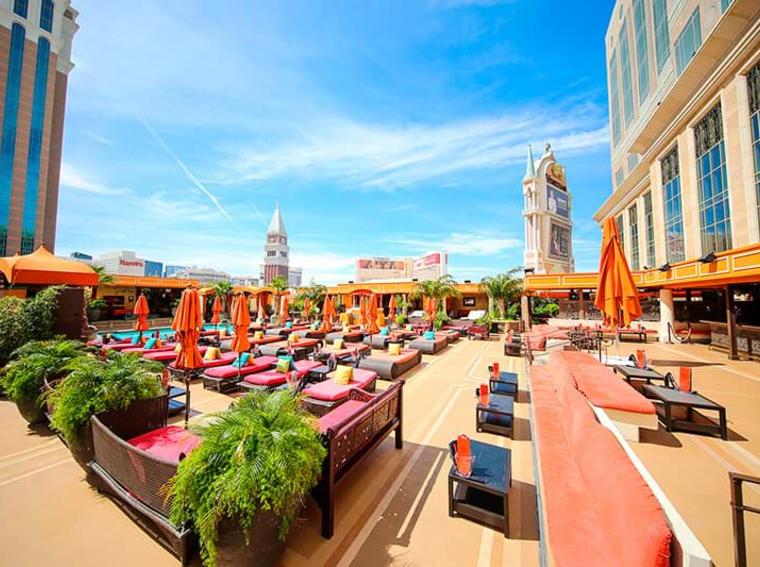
xmin=120 ymin=258 xmax=144 ymax=268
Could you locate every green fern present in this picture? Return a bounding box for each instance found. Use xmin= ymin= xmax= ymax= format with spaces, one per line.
xmin=169 ymin=390 xmax=326 ymax=566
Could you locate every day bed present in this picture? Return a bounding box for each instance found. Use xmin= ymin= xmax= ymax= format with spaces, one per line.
xmin=325 ymin=330 xmax=365 ymax=345
xmin=201 ymin=355 xmax=278 ymax=392
xmin=358 ymin=348 xmax=422 ymax=380
xmin=313 ymin=380 xmax=404 ymax=538
xmin=302 ymin=368 xmax=378 ymax=416
xmin=237 ymin=359 xmax=322 ymax=392
xmin=258 ymin=338 xmax=321 ymax=357
xmin=407 ymin=335 xmax=448 ymax=354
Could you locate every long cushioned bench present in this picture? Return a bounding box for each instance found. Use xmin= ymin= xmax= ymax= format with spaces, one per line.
xmin=358 ymin=348 xmax=422 ymax=380
xmin=238 ymin=359 xmax=322 ymax=391
xmin=314 ymin=380 xmax=403 ymax=538
xmin=258 ymin=338 xmax=321 ymax=357
xmin=530 ymin=366 xmax=672 ymax=567
xmin=143 ymin=346 xmax=209 ymax=363
xmin=201 ymin=355 xmax=278 ymax=392
xmin=325 ymin=330 xmax=365 ymax=345
xmin=545 ymin=350 xmax=658 ymax=440
xmin=407 ymin=335 xmax=447 ymax=354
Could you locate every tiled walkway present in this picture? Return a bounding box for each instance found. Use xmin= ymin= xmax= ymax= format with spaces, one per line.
xmin=0 ymin=338 xmax=538 ymax=566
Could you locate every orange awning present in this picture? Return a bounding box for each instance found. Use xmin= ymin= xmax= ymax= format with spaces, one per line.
xmin=0 ymin=245 xmax=98 ymax=286
xmin=594 ymin=218 xmax=642 ymax=327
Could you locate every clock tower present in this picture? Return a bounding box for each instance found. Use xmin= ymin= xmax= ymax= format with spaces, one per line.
xmin=263 ymin=204 xmax=290 ymax=284
xmin=522 ymin=144 xmax=575 ymax=274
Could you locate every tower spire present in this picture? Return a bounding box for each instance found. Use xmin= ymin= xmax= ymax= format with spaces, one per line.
xmin=524 ymin=144 xmax=536 ymax=180
xmin=267 ymin=202 xmax=287 ymax=236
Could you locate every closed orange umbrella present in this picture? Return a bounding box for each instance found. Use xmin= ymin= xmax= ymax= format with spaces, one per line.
xmin=230 ymin=294 xmax=251 ymax=354
xmin=172 ymin=287 xmax=203 ymax=426
xmin=388 ymin=295 xmax=396 ymax=319
xmin=359 ymin=296 xmax=368 ymax=328
xmin=366 ymin=293 xmax=380 ymax=334
xmin=303 ymin=297 xmax=311 ymax=321
xmin=594 ymin=217 xmax=642 ymax=328
xmin=280 ymin=294 xmax=289 ymax=321
xmin=211 ymin=295 xmax=223 ymax=328
xmin=320 ymin=295 xmax=335 ymax=333
xmin=424 ymin=296 xmax=438 ymax=331
xmin=257 ymin=293 xmax=267 ymax=321
xmin=133 ymin=294 xmax=149 ymax=342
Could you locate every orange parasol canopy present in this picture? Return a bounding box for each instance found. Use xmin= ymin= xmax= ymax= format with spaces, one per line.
xmin=388 ymin=294 xmax=396 ymax=319
xmin=133 ymin=294 xmax=150 ymax=333
xmin=171 ymin=287 xmax=203 ymax=370
xmin=594 ymin=217 xmax=642 ymax=328
xmin=230 ymin=293 xmax=251 ymax=354
xmin=211 ymin=295 xmax=223 ymax=325
xmin=0 ymin=245 xmax=99 ymax=286
xmin=280 ymin=294 xmax=289 ymax=321
xmin=366 ymin=293 xmax=380 ymax=334
xmin=320 ymin=295 xmax=335 ymax=333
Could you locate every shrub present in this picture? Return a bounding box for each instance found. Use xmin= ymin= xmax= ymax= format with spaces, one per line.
xmin=47 ymin=354 xmax=164 ymax=446
xmin=395 ymin=313 xmax=406 ymax=326
xmin=0 ymin=286 xmax=62 ymax=366
xmin=1 ymin=339 xmax=87 ymax=408
xmin=169 ymin=390 xmax=327 ymax=566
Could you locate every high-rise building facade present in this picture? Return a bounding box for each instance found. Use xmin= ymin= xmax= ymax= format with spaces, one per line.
xmin=596 ymin=0 xmax=760 ymax=269
xmin=523 ymin=144 xmax=575 ymax=274
xmin=262 ymin=204 xmax=289 ymax=285
xmin=0 ymin=1 xmax=78 ymax=256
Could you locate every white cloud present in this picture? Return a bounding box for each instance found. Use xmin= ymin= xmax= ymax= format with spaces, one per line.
xmin=388 ymin=231 xmax=521 ymax=256
xmin=214 ymin=104 xmax=608 ymax=191
xmin=290 ymin=251 xmax=355 ymax=285
xmin=59 ymin=162 xmax=125 ymax=195
xmin=82 ymin=129 xmax=114 ymax=147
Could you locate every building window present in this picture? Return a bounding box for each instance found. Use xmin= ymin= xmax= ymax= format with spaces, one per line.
xmin=20 ymin=38 xmax=51 ymax=255
xmin=652 ymin=0 xmax=670 ymax=72
xmin=40 ymin=0 xmax=54 ymax=32
xmin=13 ymin=0 xmax=28 ymax=18
xmin=695 ymin=103 xmax=732 ymax=253
xmin=675 ymin=8 xmax=701 ymax=76
xmin=615 ymin=167 xmax=624 ymax=187
xmin=661 ymin=146 xmax=685 ymax=262
xmin=619 ymin=21 xmax=635 ymax=126
xmin=0 ymin=23 xmax=26 ymax=256
xmin=749 ymin=62 xmax=760 ymax=232
xmin=627 ymin=153 xmax=639 ymax=171
xmin=721 ymin=0 xmax=732 ymax=12
xmin=629 ymin=204 xmax=640 ymax=270
xmin=633 ymin=0 xmax=650 ymax=103
xmin=616 ymin=214 xmax=625 ymax=252
xmin=610 ymin=48 xmax=622 ymax=146
xmin=643 ymin=192 xmax=655 ymax=267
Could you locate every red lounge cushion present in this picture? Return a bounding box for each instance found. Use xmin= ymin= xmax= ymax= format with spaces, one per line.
xmin=128 ymin=426 xmax=201 ymax=464
xmin=243 ymin=360 xmax=321 ymax=387
xmin=203 ymin=356 xmax=277 ymax=379
xmin=247 ymin=335 xmax=282 ymax=346
xmin=303 ymin=368 xmax=377 ymax=402
xmin=144 ymin=346 xmax=209 ymax=362
xmin=317 ymin=400 xmax=367 ymax=433
xmin=325 ymin=344 xmax=370 ymax=357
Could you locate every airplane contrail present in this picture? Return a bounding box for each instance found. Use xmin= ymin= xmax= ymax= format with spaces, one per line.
xmin=139 ymin=117 xmax=233 ymax=221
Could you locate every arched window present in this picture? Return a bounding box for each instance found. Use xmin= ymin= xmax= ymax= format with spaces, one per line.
xmin=13 ymin=0 xmax=28 ymax=18
xmin=40 ymin=0 xmax=55 ymax=32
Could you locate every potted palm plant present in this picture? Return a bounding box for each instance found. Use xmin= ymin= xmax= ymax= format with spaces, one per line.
xmin=169 ymin=391 xmax=326 ymax=567
xmin=0 ymin=339 xmax=87 ymax=424
xmin=46 ymin=353 xmax=165 ymax=465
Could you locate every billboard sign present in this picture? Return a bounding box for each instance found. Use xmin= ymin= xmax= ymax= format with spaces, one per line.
xmin=412 ymin=251 xmax=447 ymax=280
xmin=356 ymin=257 xmax=406 ymax=282
xmin=546 ymin=185 xmax=570 ymax=219
xmin=548 ymin=222 xmax=571 ymax=260
xmin=545 ymin=162 xmax=567 ymax=190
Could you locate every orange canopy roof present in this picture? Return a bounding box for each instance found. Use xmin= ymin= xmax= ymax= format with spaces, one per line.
xmin=0 ymin=245 xmax=98 ymax=286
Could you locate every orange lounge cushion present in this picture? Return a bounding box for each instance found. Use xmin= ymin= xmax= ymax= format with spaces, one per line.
xmin=530 ymin=366 xmax=672 ymax=567
xmin=128 ymin=426 xmax=201 ymax=465
xmin=317 ymin=400 xmax=367 ymax=433
xmin=303 ymin=368 xmax=377 ymax=402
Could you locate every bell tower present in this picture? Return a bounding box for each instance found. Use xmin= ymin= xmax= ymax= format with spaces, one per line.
xmin=263 ymin=203 xmax=290 ymax=284
xmin=522 ymin=144 xmax=575 ymax=274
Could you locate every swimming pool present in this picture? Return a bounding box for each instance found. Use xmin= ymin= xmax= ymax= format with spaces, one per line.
xmin=100 ymin=323 xmax=233 ymax=341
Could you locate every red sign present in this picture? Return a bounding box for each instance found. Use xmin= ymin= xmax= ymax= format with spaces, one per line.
xmin=120 ymin=259 xmax=144 ymax=267
xmin=414 ymin=253 xmax=441 ymax=269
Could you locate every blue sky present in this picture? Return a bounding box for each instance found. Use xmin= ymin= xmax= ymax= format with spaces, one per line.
xmin=57 ymin=0 xmax=615 ymax=284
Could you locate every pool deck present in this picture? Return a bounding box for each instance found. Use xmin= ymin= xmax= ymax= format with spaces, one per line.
xmin=1 ymin=337 xmax=759 ymax=565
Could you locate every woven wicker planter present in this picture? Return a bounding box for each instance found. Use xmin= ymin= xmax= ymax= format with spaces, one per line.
xmin=214 ymin=509 xmax=288 ymax=567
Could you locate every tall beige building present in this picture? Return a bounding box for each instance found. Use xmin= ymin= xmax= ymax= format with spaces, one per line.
xmin=595 ymin=0 xmax=760 ymax=270
xmin=0 ymin=0 xmax=78 ymax=256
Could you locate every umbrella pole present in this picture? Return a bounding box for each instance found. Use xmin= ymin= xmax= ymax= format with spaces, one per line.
xmin=184 ymin=369 xmax=191 ymax=428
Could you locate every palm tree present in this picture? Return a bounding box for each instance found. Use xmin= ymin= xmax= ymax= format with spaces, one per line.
xmin=479 ymin=268 xmax=523 ymax=319
xmin=411 ymin=275 xmax=461 ymax=327
xmin=211 ymin=280 xmax=233 ymax=312
xmin=269 ymin=275 xmax=289 ymax=320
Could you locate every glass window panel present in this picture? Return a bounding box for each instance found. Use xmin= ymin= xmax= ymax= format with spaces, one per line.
xmin=40 ymin=0 xmax=54 ymax=32
xmin=13 ymin=0 xmax=28 ymax=18
xmin=652 ymin=0 xmax=670 ymax=72
xmin=633 ymin=0 xmax=650 ymax=103
xmin=619 ymin=21 xmax=635 ymax=126
xmin=660 ymin=146 xmax=685 ymax=262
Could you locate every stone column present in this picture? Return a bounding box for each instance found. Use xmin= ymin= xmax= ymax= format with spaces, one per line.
xmin=521 ymin=295 xmax=532 ymax=332
xmin=658 ymin=288 xmax=674 ymax=343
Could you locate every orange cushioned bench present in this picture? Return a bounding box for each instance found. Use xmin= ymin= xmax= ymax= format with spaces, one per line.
xmin=530 ymin=366 xmax=672 ymax=567
xmin=545 ymin=351 xmax=658 ymax=440
xmin=525 ymin=324 xmax=569 ymax=351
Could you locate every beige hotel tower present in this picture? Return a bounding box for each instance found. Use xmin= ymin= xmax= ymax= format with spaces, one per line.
xmin=0 ymin=0 xmax=78 ymax=256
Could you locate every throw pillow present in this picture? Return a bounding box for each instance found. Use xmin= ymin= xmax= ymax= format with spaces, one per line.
xmin=389 ymin=343 xmax=401 ymax=356
xmin=204 ymin=347 xmax=220 ymax=361
xmin=334 ymin=339 xmax=344 ymax=350
xmin=233 ymin=353 xmax=251 ymax=368
xmin=144 ymin=338 xmax=158 ymax=349
xmin=423 ymin=331 xmax=436 ymax=340
xmin=276 ymin=355 xmax=294 ymax=373
xmin=380 ymin=327 xmax=389 ymax=336
xmin=334 ymin=365 xmax=353 ymax=385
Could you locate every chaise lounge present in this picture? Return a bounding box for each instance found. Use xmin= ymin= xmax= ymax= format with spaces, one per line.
xmin=301 ymin=367 xmax=378 ymax=416
xmin=201 ymin=355 xmax=279 ymax=392
xmin=358 ymin=348 xmax=422 ymax=380
xmin=408 ymin=334 xmax=448 ymax=354
xmin=237 ymin=359 xmax=322 ymax=392
xmin=325 ymin=329 xmax=365 ymax=345
xmin=258 ymin=337 xmax=321 ymax=358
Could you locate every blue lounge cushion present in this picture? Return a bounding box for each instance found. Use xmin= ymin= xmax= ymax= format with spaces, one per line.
xmin=380 ymin=327 xmax=389 ymax=336
xmin=285 ymin=321 xmax=293 ymax=329
xmin=144 ymin=338 xmax=158 ymax=349
xmin=423 ymin=331 xmax=436 ymax=340
xmin=131 ymin=335 xmax=140 ymax=345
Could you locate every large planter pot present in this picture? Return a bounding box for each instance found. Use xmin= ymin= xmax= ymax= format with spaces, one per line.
xmin=214 ymin=509 xmax=288 ymax=567
xmin=16 ymin=397 xmax=46 ymax=425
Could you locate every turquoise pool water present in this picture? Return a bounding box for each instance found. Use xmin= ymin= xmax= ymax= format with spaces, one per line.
xmin=101 ymin=323 xmax=233 ymax=341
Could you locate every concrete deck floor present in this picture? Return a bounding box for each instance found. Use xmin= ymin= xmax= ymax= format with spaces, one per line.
xmin=0 ymin=339 xmax=539 ymax=566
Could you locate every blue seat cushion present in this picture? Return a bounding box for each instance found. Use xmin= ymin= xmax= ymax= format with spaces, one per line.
xmin=423 ymin=331 xmax=435 ymax=340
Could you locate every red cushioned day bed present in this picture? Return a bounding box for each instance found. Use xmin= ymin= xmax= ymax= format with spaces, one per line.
xmin=302 ymin=368 xmax=378 ymax=416
xmin=201 ymin=355 xmax=278 ymax=393
xmin=238 ymin=359 xmax=322 ymax=392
